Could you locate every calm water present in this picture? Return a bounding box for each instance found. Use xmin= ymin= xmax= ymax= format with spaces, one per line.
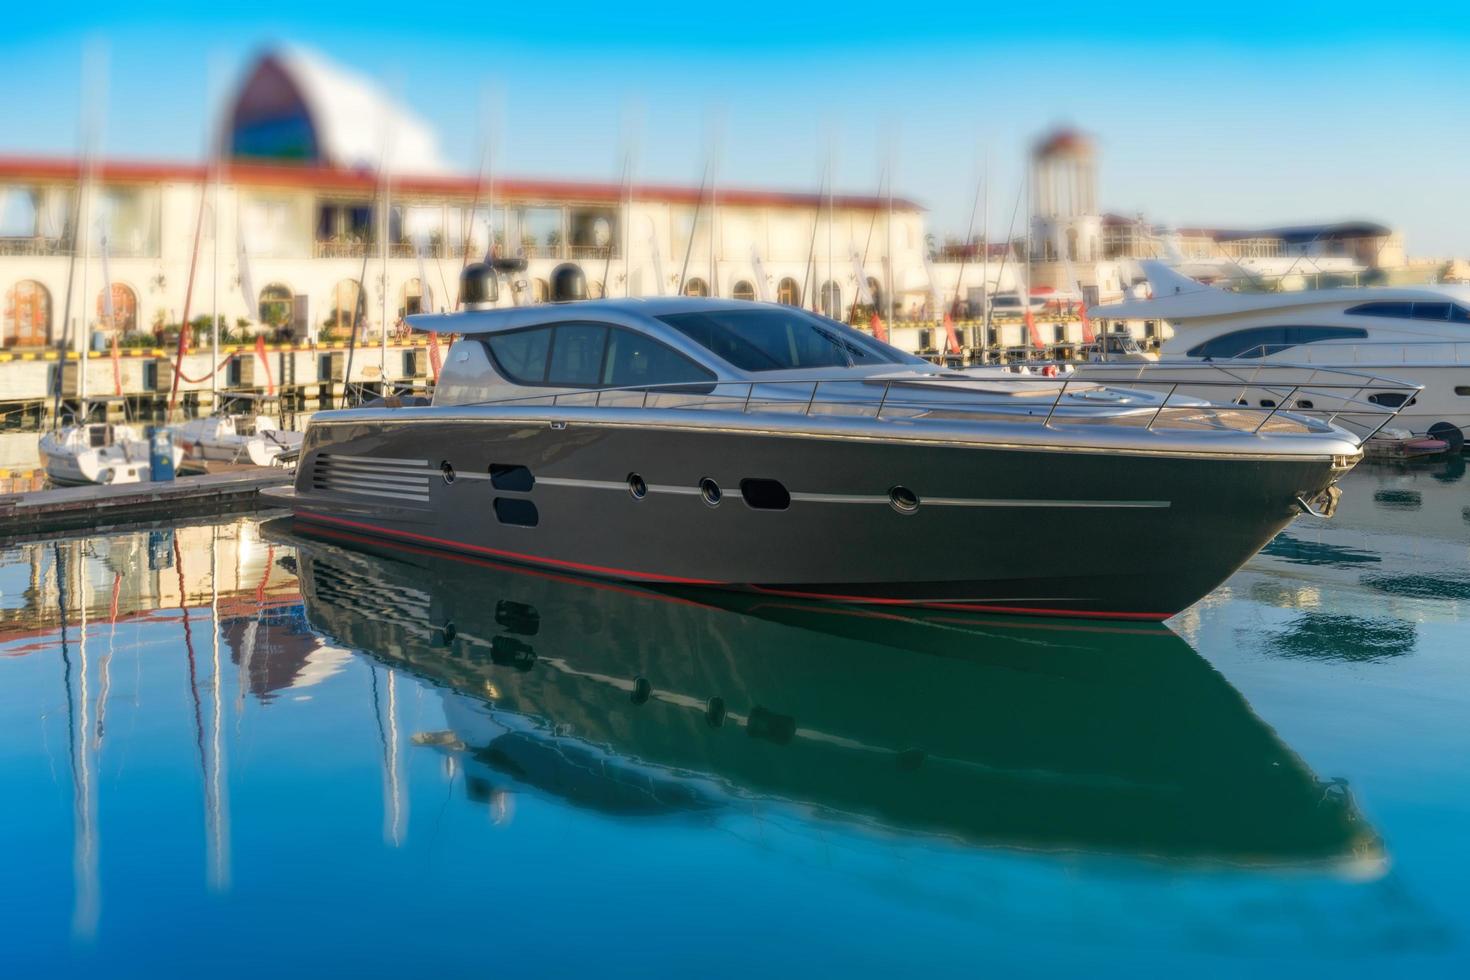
xmin=2 ymin=458 xmax=1468 ymax=977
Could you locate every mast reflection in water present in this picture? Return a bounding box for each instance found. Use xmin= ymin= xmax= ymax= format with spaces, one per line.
xmin=278 ymin=519 xmax=1380 ymax=868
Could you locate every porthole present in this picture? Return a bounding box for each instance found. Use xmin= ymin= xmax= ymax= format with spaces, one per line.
xmin=889 ymin=485 xmax=919 ymax=514
xmin=441 ymin=461 xmax=456 ymax=484
xmin=700 ymin=477 xmax=722 ymax=507
xmin=489 ymin=463 xmax=535 ymax=492
xmin=705 ymin=697 xmax=727 ymax=728
xmin=627 ymin=472 xmax=647 ymax=499
xmin=740 ymin=478 xmax=790 ymax=510
xmin=490 ymin=636 xmax=537 ymax=671
xmin=1259 ymin=399 xmax=1276 ymax=409
xmin=493 ymin=497 xmax=539 ymax=527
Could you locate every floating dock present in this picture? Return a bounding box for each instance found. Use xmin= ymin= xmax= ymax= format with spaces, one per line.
xmin=0 ymin=468 xmax=293 ymax=540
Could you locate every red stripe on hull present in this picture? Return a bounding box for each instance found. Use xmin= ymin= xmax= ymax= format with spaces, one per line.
xmin=295 ymin=509 xmax=722 ymax=585
xmin=294 ymin=508 xmax=1173 ymax=621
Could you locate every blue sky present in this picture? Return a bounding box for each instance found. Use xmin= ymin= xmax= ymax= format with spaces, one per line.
xmin=5 ymin=3 xmax=1469 ymax=254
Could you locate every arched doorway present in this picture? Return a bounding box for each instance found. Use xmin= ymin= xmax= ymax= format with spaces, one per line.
xmin=683 ymin=277 xmax=709 ymax=297
xmin=4 ymin=280 xmax=51 ymax=347
xmin=96 ymin=283 xmax=138 ymax=334
xmin=259 ymin=283 xmax=293 ymax=330
xmin=732 ymin=280 xmax=755 ymax=301
xmin=327 ymin=279 xmax=362 ymax=338
xmin=819 ymin=281 xmax=841 ymax=318
xmin=776 ymin=277 xmax=800 ymax=306
xmin=399 ymin=278 xmax=431 ymax=319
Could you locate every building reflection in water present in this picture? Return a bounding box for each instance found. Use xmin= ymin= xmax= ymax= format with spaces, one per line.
xmin=278 ymin=520 xmax=1383 ymax=870
xmin=7 ymin=521 xmax=316 ymax=936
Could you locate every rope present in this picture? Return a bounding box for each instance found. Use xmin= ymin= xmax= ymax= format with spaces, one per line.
xmin=171 ymin=351 xmax=235 ymax=385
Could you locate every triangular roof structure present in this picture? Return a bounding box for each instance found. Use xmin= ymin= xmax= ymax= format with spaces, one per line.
xmin=227 ymin=46 xmax=447 ymax=175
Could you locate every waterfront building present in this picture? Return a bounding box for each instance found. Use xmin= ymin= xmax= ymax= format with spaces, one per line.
xmin=0 ymin=48 xmax=927 ymax=356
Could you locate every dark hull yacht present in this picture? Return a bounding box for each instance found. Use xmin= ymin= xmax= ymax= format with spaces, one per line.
xmin=273 ymin=264 xmax=1382 ymax=621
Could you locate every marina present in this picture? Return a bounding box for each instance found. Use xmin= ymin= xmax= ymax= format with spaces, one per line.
xmin=5 ymin=8 xmax=1470 ymax=976
xmin=2 ymin=458 xmax=1468 ymax=974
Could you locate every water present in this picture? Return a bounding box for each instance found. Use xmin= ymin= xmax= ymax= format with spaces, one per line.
xmin=1 ymin=458 xmax=1467 ymax=977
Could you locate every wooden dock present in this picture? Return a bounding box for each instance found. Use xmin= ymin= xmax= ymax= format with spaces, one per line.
xmin=0 ymin=468 xmax=293 ymax=540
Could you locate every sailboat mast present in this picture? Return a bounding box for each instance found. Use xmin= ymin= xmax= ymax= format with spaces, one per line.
xmin=380 ymin=164 xmax=390 ymax=385
xmin=981 ymin=152 xmax=989 ymax=348
xmin=885 ymin=157 xmax=894 ymax=325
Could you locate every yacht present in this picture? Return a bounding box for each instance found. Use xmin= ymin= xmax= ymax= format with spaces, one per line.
xmin=1089 ymin=262 xmax=1470 ymax=450
xmin=268 ymin=265 xmax=1394 ymax=621
xmin=38 ymin=422 xmax=181 ymax=486
xmin=174 ymin=413 xmax=303 ymax=467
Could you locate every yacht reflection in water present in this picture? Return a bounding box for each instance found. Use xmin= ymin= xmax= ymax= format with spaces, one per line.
xmin=276 ymin=521 xmax=1381 ymax=869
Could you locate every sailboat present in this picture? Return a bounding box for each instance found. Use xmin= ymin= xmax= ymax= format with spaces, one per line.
xmin=40 ymin=422 xmax=179 ymax=486
xmin=174 ymin=412 xmax=302 ymax=467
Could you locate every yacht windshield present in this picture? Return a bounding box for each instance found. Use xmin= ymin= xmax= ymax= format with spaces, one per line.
xmin=657 ymin=308 xmax=924 ymax=373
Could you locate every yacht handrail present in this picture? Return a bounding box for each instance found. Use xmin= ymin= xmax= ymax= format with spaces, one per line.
xmin=439 ymin=367 xmax=1420 ymax=445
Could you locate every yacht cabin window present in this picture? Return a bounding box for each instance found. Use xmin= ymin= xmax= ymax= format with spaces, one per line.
xmin=485 ymin=322 xmax=715 ymax=388
xmin=657 ymin=307 xmax=924 ymax=372
xmin=1346 ymin=301 xmax=1470 ymax=323
xmin=1186 ymin=325 xmax=1369 ymax=359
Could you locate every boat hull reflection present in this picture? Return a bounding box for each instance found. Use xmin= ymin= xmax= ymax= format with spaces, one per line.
xmin=275 ymin=520 xmax=1380 ymax=868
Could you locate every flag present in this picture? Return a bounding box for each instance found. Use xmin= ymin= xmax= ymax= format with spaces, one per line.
xmin=750 ymin=246 xmax=770 ymax=302
xmin=649 ymin=231 xmax=666 ymax=296
xmin=852 ymin=251 xmax=874 ymax=306
xmin=428 ymin=331 xmax=443 ymax=380
xmin=254 ymin=334 xmax=275 ymax=395
xmin=415 ymin=236 xmax=432 ymax=314
xmin=100 ymin=233 xmax=114 ymax=324
xmin=870 ymin=311 xmax=888 ymax=344
xmin=1061 ymin=252 xmax=1095 ymax=344
xmin=1024 ymin=304 xmax=1044 ymax=349
xmin=943 ymin=311 xmax=961 ymax=354
xmin=236 ymin=216 xmax=256 ymax=323
xmin=110 ymin=332 xmax=122 ymax=396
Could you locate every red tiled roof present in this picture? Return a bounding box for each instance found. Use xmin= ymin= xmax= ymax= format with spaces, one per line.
xmin=0 ymin=154 xmax=923 ymax=212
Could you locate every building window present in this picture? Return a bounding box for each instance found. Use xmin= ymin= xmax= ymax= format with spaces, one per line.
xmin=732 ymin=280 xmax=755 ymax=301
xmin=683 ymin=277 xmax=709 ymax=297
xmin=259 ymin=283 xmax=293 ymax=329
xmin=776 ymin=277 xmax=801 ymax=306
xmin=96 ymin=283 xmax=138 ymax=333
xmin=399 ymin=278 xmax=431 ymax=320
xmin=819 ymin=281 xmax=842 ymax=319
xmin=4 ymin=279 xmax=52 ymax=347
xmin=326 ymin=279 xmax=362 ymax=338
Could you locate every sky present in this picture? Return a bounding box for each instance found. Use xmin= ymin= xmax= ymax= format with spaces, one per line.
xmin=3 ymin=3 xmax=1468 ymax=255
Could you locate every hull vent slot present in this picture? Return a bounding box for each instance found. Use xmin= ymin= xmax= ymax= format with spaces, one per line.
xmin=312 ymin=453 xmax=431 ymax=502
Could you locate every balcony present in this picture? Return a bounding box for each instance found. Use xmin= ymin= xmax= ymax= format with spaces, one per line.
xmin=0 ymin=237 xmax=73 ymax=257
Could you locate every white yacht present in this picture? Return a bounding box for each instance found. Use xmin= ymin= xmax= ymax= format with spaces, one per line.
xmin=175 ymin=414 xmax=303 ymax=467
xmin=1089 ymin=262 xmax=1470 ymax=450
xmin=38 ymin=423 xmax=182 ymax=486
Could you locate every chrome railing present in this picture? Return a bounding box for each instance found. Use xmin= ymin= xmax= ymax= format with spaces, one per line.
xmin=445 ymin=364 xmax=1420 ymax=444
